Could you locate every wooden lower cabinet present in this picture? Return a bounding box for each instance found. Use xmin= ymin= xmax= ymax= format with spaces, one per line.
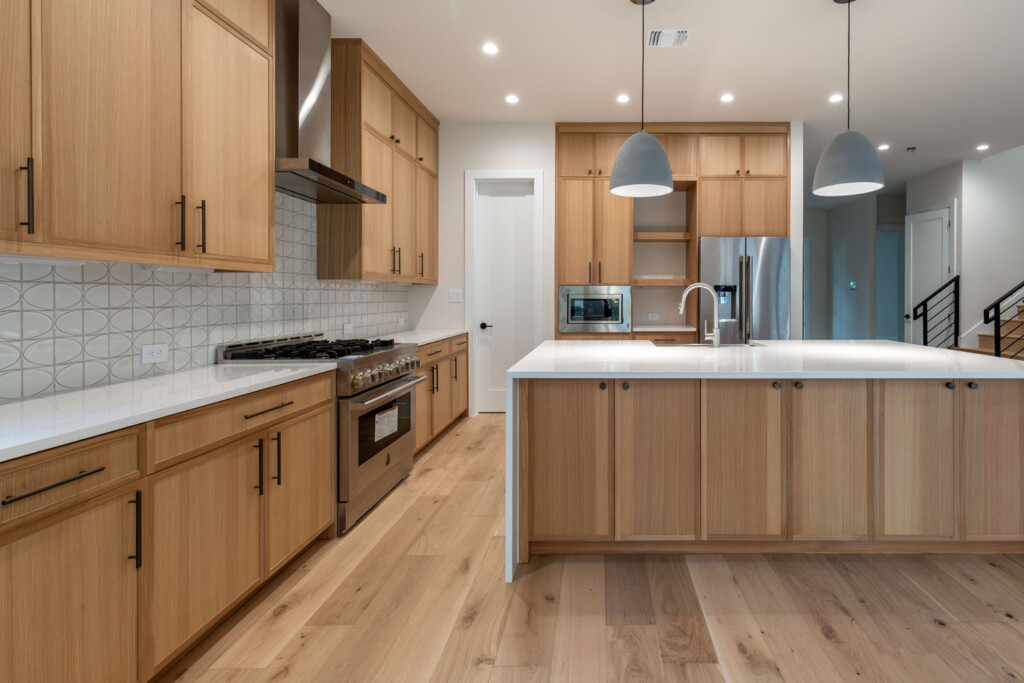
xmin=414 ymin=335 xmax=471 ymax=453
xmin=790 ymin=379 xmax=871 ymax=540
xmin=414 ymin=366 xmax=434 ymax=452
xmin=451 ymin=350 xmax=469 ymax=417
xmin=615 ymin=380 xmax=699 ymax=540
xmin=265 ymin=406 xmax=335 ymax=574
xmin=143 ymin=435 xmax=263 ymax=676
xmin=875 ymin=380 xmax=957 ymax=540
xmin=701 ymin=379 xmax=784 ymax=539
xmin=0 ymin=490 xmax=139 ymax=682
xmin=431 ymin=357 xmax=453 ymax=435
xmin=525 ymin=379 xmax=613 ymax=540
xmin=963 ymin=379 xmax=1024 ymax=540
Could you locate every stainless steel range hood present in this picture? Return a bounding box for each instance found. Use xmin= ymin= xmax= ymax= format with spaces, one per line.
xmin=274 ymin=0 xmax=385 ymax=204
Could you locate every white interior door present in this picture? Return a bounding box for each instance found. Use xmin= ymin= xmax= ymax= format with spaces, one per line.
xmin=474 ymin=180 xmax=538 ymax=412
xmin=904 ymin=208 xmax=953 ymax=345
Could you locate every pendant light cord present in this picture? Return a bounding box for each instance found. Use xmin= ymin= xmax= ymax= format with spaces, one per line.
xmin=641 ymin=0 xmax=646 ymax=131
xmin=847 ymin=0 xmax=851 ymax=131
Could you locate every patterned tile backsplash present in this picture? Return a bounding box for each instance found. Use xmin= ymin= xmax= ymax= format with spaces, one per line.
xmin=0 ymin=193 xmax=409 ymax=401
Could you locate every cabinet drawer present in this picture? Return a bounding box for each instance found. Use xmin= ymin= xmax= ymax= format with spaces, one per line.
xmin=417 ymin=339 xmax=453 ymax=365
xmin=452 ymin=334 xmax=469 ymax=353
xmin=0 ymin=430 xmax=140 ymax=533
xmin=151 ymin=374 xmax=334 ymax=470
xmin=633 ymin=332 xmax=697 ymax=345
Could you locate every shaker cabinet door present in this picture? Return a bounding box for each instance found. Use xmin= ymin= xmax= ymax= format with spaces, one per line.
xmin=0 ymin=0 xmax=33 ymax=243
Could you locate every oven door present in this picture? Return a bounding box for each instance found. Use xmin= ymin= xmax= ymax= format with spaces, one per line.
xmin=558 ymin=285 xmax=632 ymax=333
xmin=338 ymin=374 xmax=426 ymax=507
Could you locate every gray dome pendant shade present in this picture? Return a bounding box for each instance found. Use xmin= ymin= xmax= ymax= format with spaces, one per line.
xmin=609 ymin=0 xmax=674 ymax=198
xmin=610 ymin=131 xmax=674 ymax=197
xmin=812 ymin=0 xmax=885 ymax=197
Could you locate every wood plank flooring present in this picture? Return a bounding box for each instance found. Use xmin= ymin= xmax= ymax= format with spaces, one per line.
xmin=163 ymin=413 xmax=1024 ymax=682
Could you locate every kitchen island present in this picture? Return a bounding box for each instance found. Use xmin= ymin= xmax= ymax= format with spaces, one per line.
xmin=504 ymin=340 xmax=1024 ymax=580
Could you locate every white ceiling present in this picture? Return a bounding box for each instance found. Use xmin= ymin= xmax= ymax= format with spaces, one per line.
xmin=319 ymin=0 xmax=1024 ymax=209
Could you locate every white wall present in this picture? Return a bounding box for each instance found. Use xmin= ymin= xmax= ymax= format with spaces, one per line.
xmin=789 ymin=121 xmax=805 ymax=339
xmin=409 ymin=123 xmax=556 ymax=338
xmin=828 ymin=195 xmax=878 ymax=339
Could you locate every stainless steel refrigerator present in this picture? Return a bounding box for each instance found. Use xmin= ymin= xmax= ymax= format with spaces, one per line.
xmin=698 ymin=237 xmax=790 ymax=344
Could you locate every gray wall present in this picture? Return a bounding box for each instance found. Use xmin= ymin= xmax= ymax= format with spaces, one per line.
xmin=802 ymin=210 xmax=831 ymax=339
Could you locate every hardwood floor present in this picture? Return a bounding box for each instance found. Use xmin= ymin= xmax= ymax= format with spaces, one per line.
xmin=165 ymin=413 xmax=1024 ymax=682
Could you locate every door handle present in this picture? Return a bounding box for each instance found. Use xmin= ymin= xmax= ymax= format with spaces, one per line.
xmin=745 ymin=256 xmax=753 ymax=341
xmin=196 ymin=199 xmax=207 ymax=252
xmin=18 ymin=157 xmax=34 ymax=234
xmin=480 ymin=323 xmax=493 ymax=330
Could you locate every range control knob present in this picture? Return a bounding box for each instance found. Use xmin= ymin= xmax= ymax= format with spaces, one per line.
xmin=351 ymin=372 xmax=365 ymax=391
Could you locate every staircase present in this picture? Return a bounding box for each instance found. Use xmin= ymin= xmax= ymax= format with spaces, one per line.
xmin=952 ymin=279 xmax=1024 ymax=358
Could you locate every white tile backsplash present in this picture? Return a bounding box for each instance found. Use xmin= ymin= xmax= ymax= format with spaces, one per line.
xmin=0 ymin=193 xmax=409 ymax=401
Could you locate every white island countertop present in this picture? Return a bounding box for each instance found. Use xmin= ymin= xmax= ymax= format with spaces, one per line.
xmin=0 ymin=364 xmax=336 ymax=464
xmin=507 ymin=339 xmax=1024 ymax=379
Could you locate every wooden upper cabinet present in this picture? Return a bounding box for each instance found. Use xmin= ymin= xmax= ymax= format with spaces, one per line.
xmin=415 ymin=166 xmax=438 ymax=282
xmin=702 ymin=380 xmax=784 ymax=539
xmin=962 ymin=380 xmax=1024 ymax=540
xmin=875 ymin=380 xmax=957 ymax=540
xmin=144 ymin=436 xmax=262 ymax=676
xmin=558 ymin=134 xmax=596 ymax=177
xmin=526 ymin=379 xmax=613 ymax=540
xmin=697 ymin=179 xmax=743 ymax=236
xmin=742 ymin=178 xmax=788 ymax=237
xmin=265 ymin=406 xmax=335 ymax=575
xmin=392 ymin=151 xmax=418 ymax=278
xmin=199 ymin=0 xmax=272 ymax=51
xmin=42 ymin=0 xmax=182 ymax=254
xmin=743 ymin=134 xmax=787 ymax=177
xmin=790 ymin=380 xmax=870 ymax=540
xmin=187 ymin=5 xmax=272 ymax=265
xmin=593 ymin=179 xmax=632 ymax=285
xmin=416 ymin=117 xmax=438 ymax=173
xmin=595 ymin=134 xmax=629 ymax=178
xmin=0 ymin=491 xmax=139 ymax=682
xmin=0 ymin=0 xmax=32 ymax=244
xmin=662 ymin=134 xmax=698 ymax=177
xmin=616 ymin=380 xmax=699 ymax=540
xmin=392 ymin=96 xmax=417 ymax=157
xmin=360 ymin=130 xmax=395 ymax=279
xmin=556 ymin=178 xmax=595 ymax=284
xmin=361 ymin=64 xmax=393 ymax=138
xmin=699 ymin=135 xmax=743 ymax=177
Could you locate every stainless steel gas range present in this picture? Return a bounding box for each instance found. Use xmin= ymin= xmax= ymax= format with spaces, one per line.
xmin=217 ymin=334 xmax=425 ymax=534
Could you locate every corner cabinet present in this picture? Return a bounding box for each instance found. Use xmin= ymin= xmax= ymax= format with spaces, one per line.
xmin=0 ymin=0 xmax=275 ymax=271
xmin=316 ymin=40 xmax=440 ymax=283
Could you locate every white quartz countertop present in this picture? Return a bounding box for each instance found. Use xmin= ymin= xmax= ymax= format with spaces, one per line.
xmin=632 ymin=325 xmax=697 ymax=333
xmin=382 ymin=329 xmax=467 ymax=346
xmin=507 ymin=339 xmax=1024 ymax=379
xmin=0 ymin=364 xmax=336 ymax=464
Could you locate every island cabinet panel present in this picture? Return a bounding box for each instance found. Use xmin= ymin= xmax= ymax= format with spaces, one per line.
xmin=0 ymin=490 xmax=138 ymax=683
xmin=701 ymin=379 xmax=784 ymax=539
xmin=525 ymin=379 xmax=613 ymax=540
xmin=875 ymin=380 xmax=958 ymax=540
xmin=790 ymin=380 xmax=871 ymax=540
xmin=962 ymin=380 xmax=1024 ymax=540
xmin=615 ymin=380 xmax=699 ymax=540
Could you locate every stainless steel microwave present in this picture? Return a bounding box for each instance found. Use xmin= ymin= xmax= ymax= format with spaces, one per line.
xmin=558 ymin=285 xmax=632 ymax=334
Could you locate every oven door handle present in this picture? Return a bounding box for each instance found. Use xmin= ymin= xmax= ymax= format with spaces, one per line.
xmin=353 ymin=375 xmax=427 ymax=410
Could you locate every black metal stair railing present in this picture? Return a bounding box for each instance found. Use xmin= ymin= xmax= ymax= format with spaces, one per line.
xmin=911 ymin=275 xmax=960 ymax=349
xmin=983 ymin=278 xmax=1024 ymax=358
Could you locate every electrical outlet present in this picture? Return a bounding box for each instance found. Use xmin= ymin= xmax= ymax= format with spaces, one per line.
xmin=141 ymin=344 xmax=168 ymax=364
xmin=449 ymin=289 xmax=463 ymax=303
xmin=647 ymin=312 xmax=660 ymax=321
xmin=343 ymin=322 xmax=354 ymax=335
xmin=398 ymin=317 xmax=406 ymax=328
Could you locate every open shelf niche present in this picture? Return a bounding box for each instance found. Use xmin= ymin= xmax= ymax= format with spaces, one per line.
xmin=632 ymin=181 xmax=698 ymax=329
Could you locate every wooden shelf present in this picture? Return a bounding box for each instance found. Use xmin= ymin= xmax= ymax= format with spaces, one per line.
xmin=633 ymin=232 xmax=692 ymax=243
xmin=632 ymin=278 xmax=694 ymax=288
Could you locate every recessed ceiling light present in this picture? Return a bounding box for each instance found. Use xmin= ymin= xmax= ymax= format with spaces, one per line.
xmin=616 ymin=94 xmax=630 ymax=104
xmin=482 ymin=42 xmax=499 ymax=55
xmin=977 ymin=143 xmax=990 ymax=151
xmin=505 ymin=93 xmax=519 ymax=104
xmin=877 ymin=144 xmax=890 ymax=151
xmin=829 ymin=93 xmax=844 ymax=103
xmin=720 ymin=93 xmax=735 ymax=103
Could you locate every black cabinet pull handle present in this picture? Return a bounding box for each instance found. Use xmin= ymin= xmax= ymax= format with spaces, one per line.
xmin=174 ymin=195 xmax=186 ymax=250
xmin=390 ymin=134 xmax=395 ymax=140
xmin=946 ymin=382 xmax=957 ymax=390
xmin=736 ymin=169 xmax=741 ymax=175
xmin=969 ymin=381 xmax=979 ymax=390
xmin=244 ymin=400 xmax=294 ymax=420
xmin=795 ymin=381 xmax=804 ymax=389
xmin=397 ymin=247 xmax=402 ymax=274
xmin=196 ymin=199 xmax=207 ymax=252
xmin=599 ymin=382 xmax=607 ymax=390
xmin=420 ymin=253 xmax=424 ymax=277
xmin=588 ymin=169 xmax=592 ymax=175
xmin=746 ymin=170 xmax=751 ymax=175
xmin=272 ymin=432 xmax=282 ymax=485
xmin=1 ymin=466 xmax=106 ymax=506
xmin=453 ymin=357 xmax=458 ymax=381
xmin=127 ymin=490 xmax=142 ymax=569
xmin=599 ymin=262 xmax=603 ymax=283
xmin=622 ymin=382 xmax=630 ymax=390
xmin=18 ymin=157 xmax=34 ymax=234
xmin=254 ymin=439 xmax=264 ymax=495
xmin=418 ymin=156 xmax=424 ymax=162
xmin=395 ymin=138 xmax=401 ymax=144
xmin=773 ymin=381 xmax=781 ymax=389
xmin=391 ymin=246 xmax=397 ymax=274
xmin=589 ymin=262 xmax=593 ymax=283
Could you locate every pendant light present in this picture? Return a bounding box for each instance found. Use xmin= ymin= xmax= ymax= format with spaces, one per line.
xmin=812 ymin=0 xmax=884 ymax=197
xmin=610 ymin=0 xmax=673 ymax=198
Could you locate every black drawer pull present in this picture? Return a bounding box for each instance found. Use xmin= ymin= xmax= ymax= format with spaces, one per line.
xmin=426 ymin=349 xmax=443 ymax=357
xmin=244 ymin=400 xmax=294 ymax=420
xmin=18 ymin=157 xmax=34 ymax=234
xmin=127 ymin=490 xmax=142 ymax=569
xmin=255 ymin=439 xmax=264 ymax=495
xmin=272 ymin=431 xmax=282 ymax=485
xmin=1 ymin=466 xmax=106 ymax=506
xmin=969 ymin=382 xmax=979 ymax=390
xmin=946 ymin=382 xmax=956 ymax=390
xmin=196 ymin=199 xmax=207 ymax=253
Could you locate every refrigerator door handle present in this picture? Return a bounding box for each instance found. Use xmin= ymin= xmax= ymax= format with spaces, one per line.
xmin=738 ymin=256 xmax=746 ymax=341
xmin=745 ymin=256 xmax=753 ymax=342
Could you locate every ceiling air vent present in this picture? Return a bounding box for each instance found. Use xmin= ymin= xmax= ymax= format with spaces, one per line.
xmin=646 ymin=28 xmax=689 ymax=48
